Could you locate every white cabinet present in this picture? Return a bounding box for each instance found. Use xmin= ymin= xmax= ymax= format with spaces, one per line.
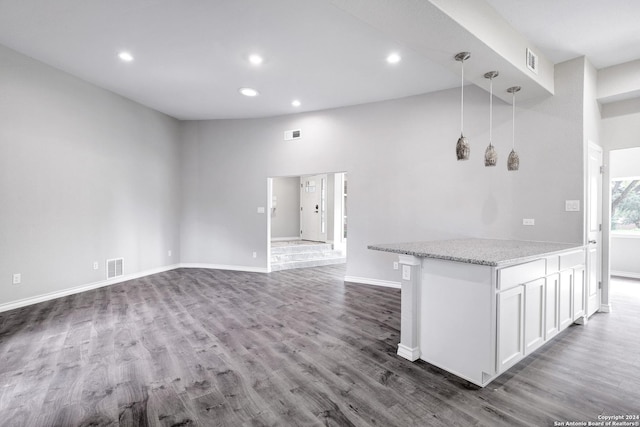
xmin=558 ymin=269 xmax=574 ymax=331
xmin=545 ymin=273 xmax=560 ymax=340
xmin=498 ymin=260 xmax=545 ymax=290
xmin=391 ymin=243 xmax=586 ymax=387
xmin=573 ymin=267 xmax=585 ymax=321
xmin=498 ymin=277 xmax=546 ymax=373
xmin=497 ymin=285 xmax=525 ymax=371
xmin=524 ymin=278 xmax=546 ymax=355
xmin=497 ymin=252 xmax=586 ymax=376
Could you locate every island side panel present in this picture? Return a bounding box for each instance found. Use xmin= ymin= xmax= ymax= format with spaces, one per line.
xmin=397 ymin=254 xmax=421 ymax=360
xmin=420 ymin=258 xmax=496 ymax=386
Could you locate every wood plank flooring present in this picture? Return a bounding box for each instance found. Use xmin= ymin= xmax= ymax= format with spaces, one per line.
xmin=1 ymin=266 xmax=639 ymax=426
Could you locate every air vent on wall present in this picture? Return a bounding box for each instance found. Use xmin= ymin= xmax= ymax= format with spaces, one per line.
xmin=526 ymin=48 xmax=538 ymax=74
xmin=284 ymin=129 xmax=301 ymax=141
xmin=106 ymin=258 xmax=124 ymax=279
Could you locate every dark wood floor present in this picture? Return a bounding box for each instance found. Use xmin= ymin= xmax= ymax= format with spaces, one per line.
xmin=1 ymin=266 xmax=639 ymax=426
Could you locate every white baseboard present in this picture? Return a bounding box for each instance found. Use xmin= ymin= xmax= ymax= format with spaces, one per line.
xmin=179 ymin=263 xmax=269 ymax=274
xmin=599 ymin=304 xmax=612 ymax=313
xmin=344 ymin=275 xmax=401 ymax=289
xmin=397 ymin=344 xmax=420 ymax=361
xmin=0 ymin=264 xmax=180 ymax=314
xmin=0 ymin=262 xmax=276 ymax=313
xmin=270 ymin=237 xmax=301 ymax=242
xmin=611 ymin=270 xmax=640 ymax=280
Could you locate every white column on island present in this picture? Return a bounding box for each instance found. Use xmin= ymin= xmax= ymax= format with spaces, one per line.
xmin=397 ymin=254 xmax=421 ymax=361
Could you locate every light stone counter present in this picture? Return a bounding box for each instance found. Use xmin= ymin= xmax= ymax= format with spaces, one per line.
xmin=368 ymin=238 xmax=583 ymax=267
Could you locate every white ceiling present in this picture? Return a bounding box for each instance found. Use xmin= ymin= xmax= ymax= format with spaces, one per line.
xmin=485 ymin=0 xmax=640 ymax=70
xmin=1 ymin=0 xmax=639 ymax=120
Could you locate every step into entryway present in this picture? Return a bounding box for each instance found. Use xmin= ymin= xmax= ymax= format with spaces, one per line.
xmin=270 ymin=240 xmax=346 ymax=271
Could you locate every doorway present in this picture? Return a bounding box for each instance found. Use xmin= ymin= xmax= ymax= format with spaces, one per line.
xmin=586 ymin=142 xmax=603 ymax=318
xmin=609 ymin=147 xmax=640 ymax=281
xmin=267 ymin=172 xmax=347 ymax=272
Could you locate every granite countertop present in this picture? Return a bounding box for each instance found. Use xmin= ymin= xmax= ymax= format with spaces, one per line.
xmin=368 ymin=238 xmax=584 ymax=267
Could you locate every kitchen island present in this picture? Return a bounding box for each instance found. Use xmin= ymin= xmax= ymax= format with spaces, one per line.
xmin=369 ymin=238 xmax=586 ymax=387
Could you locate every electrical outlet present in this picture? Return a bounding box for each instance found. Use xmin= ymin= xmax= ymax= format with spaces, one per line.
xmin=168 ymin=250 xmax=172 ymax=257
xmin=12 ymin=273 xmax=21 ymax=285
xmin=393 ymin=261 xmax=399 ymax=270
xmin=252 ymin=252 xmax=257 ymax=258
xmin=523 ymin=218 xmax=535 ymax=226
xmin=402 ymin=265 xmax=411 ymax=281
xmin=93 ymin=262 xmax=99 ymax=270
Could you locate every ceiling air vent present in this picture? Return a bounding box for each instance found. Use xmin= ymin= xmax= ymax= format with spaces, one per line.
xmin=284 ymin=129 xmax=301 ymax=141
xmin=526 ymin=48 xmax=538 ymax=75
xmin=106 ymin=258 xmax=124 ymax=279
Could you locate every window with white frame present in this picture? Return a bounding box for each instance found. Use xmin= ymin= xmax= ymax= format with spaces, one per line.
xmin=611 ymin=178 xmax=640 ymax=235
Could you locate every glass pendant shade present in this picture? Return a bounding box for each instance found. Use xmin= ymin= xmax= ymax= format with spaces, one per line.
xmin=507 ymin=150 xmax=520 ymax=170
xmin=485 ymin=143 xmax=498 ymax=166
xmin=484 ymin=71 xmax=499 ymax=167
xmin=456 ymin=134 xmax=470 ymax=160
xmin=507 ymin=86 xmax=521 ymax=171
xmin=455 ymin=52 xmax=471 ymax=160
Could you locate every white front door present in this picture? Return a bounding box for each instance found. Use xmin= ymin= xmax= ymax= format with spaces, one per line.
xmin=300 ymin=174 xmax=327 ymax=242
xmin=587 ymin=142 xmax=603 ymax=317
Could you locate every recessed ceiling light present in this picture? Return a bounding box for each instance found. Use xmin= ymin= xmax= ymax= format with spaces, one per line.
xmin=386 ymin=53 xmax=401 ymax=64
xmin=118 ymin=51 xmax=134 ymax=62
xmin=291 ymin=100 xmax=301 ymax=107
xmin=249 ymin=54 xmax=263 ymax=65
xmin=239 ymin=87 xmax=259 ymax=97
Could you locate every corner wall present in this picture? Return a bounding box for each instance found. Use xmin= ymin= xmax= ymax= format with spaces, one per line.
xmin=271 ymin=177 xmax=300 ymax=240
xmin=0 ymin=44 xmax=182 ymax=309
xmin=180 ymin=58 xmax=587 ymax=284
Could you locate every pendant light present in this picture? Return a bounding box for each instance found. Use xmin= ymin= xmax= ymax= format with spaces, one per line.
xmin=484 ymin=71 xmax=499 ymax=167
xmin=455 ymin=52 xmax=471 ymax=160
xmin=506 ymin=86 xmax=521 ymax=171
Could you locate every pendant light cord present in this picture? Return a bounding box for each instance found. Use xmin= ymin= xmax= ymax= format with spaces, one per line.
xmin=512 ymin=91 xmax=516 ymax=149
xmin=460 ymin=60 xmax=464 ymax=135
xmin=489 ymin=78 xmax=493 ymax=144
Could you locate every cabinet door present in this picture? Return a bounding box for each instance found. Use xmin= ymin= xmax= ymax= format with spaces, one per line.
xmin=497 ymin=286 xmax=525 ymax=372
xmin=545 ymin=274 xmax=560 ymax=340
xmin=559 ymin=270 xmax=574 ymax=331
xmin=573 ymin=267 xmax=585 ymax=320
xmin=524 ymin=278 xmax=545 ymax=355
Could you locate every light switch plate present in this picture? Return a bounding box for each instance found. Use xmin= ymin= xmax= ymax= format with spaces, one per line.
xmin=257 ymin=207 xmax=265 ymax=214
xmin=565 ymin=200 xmax=580 ymax=212
xmin=523 ymin=218 xmax=535 ymax=226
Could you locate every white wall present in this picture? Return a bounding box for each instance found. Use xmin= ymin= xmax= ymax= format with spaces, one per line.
xmin=602 ymin=108 xmax=640 ymax=283
xmin=610 ymin=147 xmax=640 ymax=178
xmin=0 ymin=44 xmax=182 ymax=309
xmin=271 ymin=176 xmax=300 ymax=239
xmin=0 ymin=44 xmax=592 ymax=308
xmin=609 ymin=147 xmax=640 ymax=278
xmin=180 ymin=57 xmax=587 ymax=283
xmin=610 ymin=237 xmax=640 ymax=278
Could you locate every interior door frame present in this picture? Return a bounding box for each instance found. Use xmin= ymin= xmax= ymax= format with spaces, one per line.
xmin=586 ymin=141 xmax=605 ymax=315
xmin=267 ymin=172 xmax=347 ymax=272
